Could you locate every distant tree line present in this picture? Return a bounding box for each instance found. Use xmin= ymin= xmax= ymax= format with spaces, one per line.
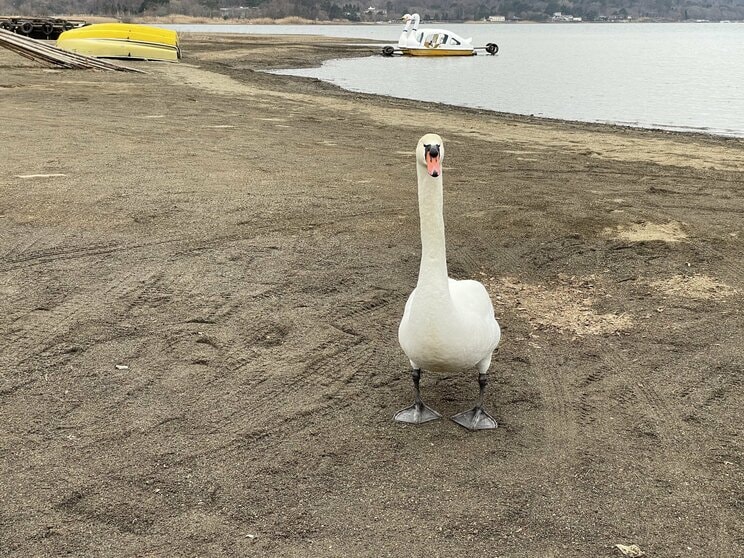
xmin=2 ymin=0 xmax=744 ymax=21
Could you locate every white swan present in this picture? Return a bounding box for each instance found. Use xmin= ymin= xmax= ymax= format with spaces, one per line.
xmin=395 ymin=133 xmax=501 ymax=430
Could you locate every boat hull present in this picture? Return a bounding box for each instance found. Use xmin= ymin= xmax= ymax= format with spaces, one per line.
xmin=56 ymin=23 xmax=180 ymax=61
xmin=401 ymin=48 xmax=475 ymax=56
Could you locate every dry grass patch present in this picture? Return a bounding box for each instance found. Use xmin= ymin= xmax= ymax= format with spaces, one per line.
xmin=604 ymin=221 xmax=687 ymax=243
xmin=650 ymin=274 xmax=738 ymax=301
xmin=486 ymin=274 xmax=632 ymax=336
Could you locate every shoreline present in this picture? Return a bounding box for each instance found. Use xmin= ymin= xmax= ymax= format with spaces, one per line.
xmin=184 ymin=28 xmax=744 ymax=142
xmin=269 ymin=68 xmax=744 ymax=142
xmin=188 ymin=31 xmax=744 ymax=144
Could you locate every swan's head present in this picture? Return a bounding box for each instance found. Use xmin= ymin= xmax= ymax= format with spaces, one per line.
xmin=417 ymin=133 xmax=443 ymax=178
xmin=401 ymin=13 xmax=412 ymax=21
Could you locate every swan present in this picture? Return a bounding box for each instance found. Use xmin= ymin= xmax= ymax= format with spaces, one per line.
xmin=395 ymin=133 xmax=501 ymax=430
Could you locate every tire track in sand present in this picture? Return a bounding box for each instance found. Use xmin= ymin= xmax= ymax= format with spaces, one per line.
xmin=170 ymin=338 xmax=385 ymax=467
xmin=0 ymin=270 xmax=157 ymax=393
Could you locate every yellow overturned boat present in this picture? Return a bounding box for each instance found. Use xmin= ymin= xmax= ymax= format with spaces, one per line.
xmin=56 ymin=23 xmax=180 ymax=61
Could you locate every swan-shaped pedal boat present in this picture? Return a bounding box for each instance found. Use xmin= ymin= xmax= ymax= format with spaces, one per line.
xmin=395 ymin=134 xmax=501 ymax=431
xmin=382 ymin=13 xmax=498 ymax=57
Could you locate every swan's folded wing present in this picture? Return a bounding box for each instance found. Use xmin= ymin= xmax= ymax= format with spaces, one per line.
xmin=449 ymin=278 xmax=501 ymax=354
xmin=448 ymin=278 xmax=495 ymax=318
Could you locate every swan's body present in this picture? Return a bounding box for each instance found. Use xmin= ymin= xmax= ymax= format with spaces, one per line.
xmin=399 ymin=278 xmax=500 ymax=374
xmin=395 ymin=134 xmax=501 ymax=430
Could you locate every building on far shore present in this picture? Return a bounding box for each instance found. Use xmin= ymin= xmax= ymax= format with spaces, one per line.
xmin=219 ymin=6 xmax=258 ymax=18
xmin=486 ymin=16 xmax=506 ymax=22
xmin=551 ymin=12 xmax=582 ymax=22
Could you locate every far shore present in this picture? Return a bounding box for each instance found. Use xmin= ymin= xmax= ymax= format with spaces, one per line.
xmin=6 ymin=13 xmax=728 ymax=25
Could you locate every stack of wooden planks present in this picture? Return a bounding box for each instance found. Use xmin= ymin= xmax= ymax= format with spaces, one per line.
xmin=0 ymin=28 xmax=144 ymax=72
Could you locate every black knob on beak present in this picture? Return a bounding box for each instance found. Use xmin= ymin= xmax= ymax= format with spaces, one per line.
xmin=428 ymin=145 xmax=440 ymax=159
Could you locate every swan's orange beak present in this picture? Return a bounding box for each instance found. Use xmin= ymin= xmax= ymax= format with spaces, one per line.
xmin=426 ymin=151 xmax=441 ymax=177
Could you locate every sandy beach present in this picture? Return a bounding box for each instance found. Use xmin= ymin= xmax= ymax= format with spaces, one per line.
xmin=1 ymin=33 xmax=742 ymax=556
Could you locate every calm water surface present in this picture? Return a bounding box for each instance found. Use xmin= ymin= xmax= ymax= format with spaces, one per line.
xmin=168 ymin=23 xmax=744 ymax=137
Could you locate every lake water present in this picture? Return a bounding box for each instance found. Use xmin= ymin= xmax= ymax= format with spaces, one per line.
xmin=167 ymin=23 xmax=744 ymax=138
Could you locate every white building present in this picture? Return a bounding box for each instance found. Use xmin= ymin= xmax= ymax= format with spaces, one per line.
xmin=551 ymin=12 xmax=582 ymax=22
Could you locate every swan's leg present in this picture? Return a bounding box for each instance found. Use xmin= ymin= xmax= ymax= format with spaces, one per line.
xmin=451 ymin=373 xmax=498 ymax=430
xmin=394 ymin=368 xmax=441 ymax=424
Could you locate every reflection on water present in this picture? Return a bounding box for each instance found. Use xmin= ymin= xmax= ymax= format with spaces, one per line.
xmin=170 ymin=22 xmax=744 ymax=137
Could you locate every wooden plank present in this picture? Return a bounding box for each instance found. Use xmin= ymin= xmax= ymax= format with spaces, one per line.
xmin=0 ymin=28 xmax=145 ymax=72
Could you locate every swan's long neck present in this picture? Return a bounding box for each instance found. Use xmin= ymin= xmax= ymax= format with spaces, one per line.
xmin=416 ymin=166 xmax=451 ymax=300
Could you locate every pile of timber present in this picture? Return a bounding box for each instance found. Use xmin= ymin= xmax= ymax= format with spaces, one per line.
xmin=0 ymin=28 xmax=143 ymax=72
